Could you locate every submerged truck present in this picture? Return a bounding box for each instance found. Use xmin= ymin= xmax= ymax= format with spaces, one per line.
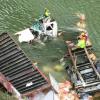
xmin=15 ymin=17 xmax=58 ymax=43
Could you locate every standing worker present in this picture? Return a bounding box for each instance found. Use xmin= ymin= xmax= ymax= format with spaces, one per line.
xmin=44 ymin=8 xmax=50 ymax=17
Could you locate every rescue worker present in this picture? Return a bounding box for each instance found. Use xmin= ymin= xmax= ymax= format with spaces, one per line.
xmin=66 ymin=31 xmax=87 ymax=49
xmin=75 ymin=31 xmax=89 ymax=48
xmin=76 ymin=37 xmax=86 ymax=48
xmin=44 ymin=8 xmax=50 ymax=17
xmin=66 ymin=37 xmax=86 ymax=49
xmin=78 ymin=31 xmax=88 ymax=41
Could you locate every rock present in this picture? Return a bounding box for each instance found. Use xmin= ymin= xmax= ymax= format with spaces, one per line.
xmin=43 ymin=66 xmax=53 ymax=73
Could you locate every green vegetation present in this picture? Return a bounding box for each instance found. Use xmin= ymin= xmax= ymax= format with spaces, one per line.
xmin=0 ymin=91 xmax=17 ymax=100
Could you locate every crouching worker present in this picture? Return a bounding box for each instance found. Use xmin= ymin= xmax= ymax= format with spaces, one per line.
xmin=78 ymin=31 xmax=92 ymax=46
xmin=66 ymin=37 xmax=86 ymax=50
xmin=76 ymin=37 xmax=86 ymax=48
xmin=66 ymin=32 xmax=88 ymax=50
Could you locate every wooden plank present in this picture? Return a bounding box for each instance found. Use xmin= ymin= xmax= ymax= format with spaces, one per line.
xmin=84 ymin=48 xmax=100 ymax=79
xmin=67 ymin=47 xmax=86 ymax=86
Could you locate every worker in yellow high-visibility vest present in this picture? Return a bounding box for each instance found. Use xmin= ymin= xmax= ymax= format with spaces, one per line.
xmin=76 ymin=37 xmax=86 ymax=48
xmin=44 ymin=8 xmax=50 ymax=17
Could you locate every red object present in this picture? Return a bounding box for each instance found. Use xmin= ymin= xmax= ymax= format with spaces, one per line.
xmin=0 ymin=73 xmax=13 ymax=93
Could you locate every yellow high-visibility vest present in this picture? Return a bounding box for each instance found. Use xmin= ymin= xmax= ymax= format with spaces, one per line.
xmin=77 ymin=39 xmax=86 ymax=48
xmin=45 ymin=9 xmax=50 ymax=17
